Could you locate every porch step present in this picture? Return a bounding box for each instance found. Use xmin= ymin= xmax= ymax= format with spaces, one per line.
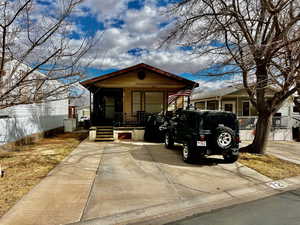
xmin=96 ymin=134 xmax=114 ymax=138
xmin=97 ymin=128 xmax=113 ymax=131
xmin=96 ymin=131 xmax=113 ymax=134
xmin=95 ymin=138 xmax=114 ymax=141
xmin=95 ymin=126 xmax=114 ymax=141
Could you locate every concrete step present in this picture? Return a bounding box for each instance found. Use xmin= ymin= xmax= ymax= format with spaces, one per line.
xmin=96 ymin=131 xmax=113 ymax=134
xmin=96 ymin=135 xmax=114 ymax=138
xmin=95 ymin=138 xmax=114 ymax=141
xmin=96 ymin=129 xmax=113 ymax=132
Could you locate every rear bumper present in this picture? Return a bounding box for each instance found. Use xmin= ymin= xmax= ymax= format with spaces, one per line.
xmin=229 ymin=148 xmax=239 ymax=155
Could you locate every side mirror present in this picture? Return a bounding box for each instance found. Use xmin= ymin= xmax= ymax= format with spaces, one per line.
xmin=172 ymin=121 xmax=178 ymax=126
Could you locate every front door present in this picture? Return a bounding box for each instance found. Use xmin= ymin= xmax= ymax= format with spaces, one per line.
xmin=95 ymin=88 xmax=123 ymax=125
xmin=222 ymin=101 xmax=236 ymax=113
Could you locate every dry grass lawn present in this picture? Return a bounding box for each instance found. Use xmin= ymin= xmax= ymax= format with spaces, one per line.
xmin=0 ymin=131 xmax=87 ymax=217
xmin=239 ymin=153 xmax=300 ymax=180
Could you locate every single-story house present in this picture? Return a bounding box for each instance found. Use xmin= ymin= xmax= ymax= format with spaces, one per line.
xmin=191 ymin=86 xmax=300 ymax=141
xmin=80 ymin=63 xmax=198 ymax=141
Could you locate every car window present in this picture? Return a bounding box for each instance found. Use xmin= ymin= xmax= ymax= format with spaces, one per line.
xmin=179 ymin=113 xmax=187 ymax=121
xmin=186 ymin=113 xmax=197 ymax=129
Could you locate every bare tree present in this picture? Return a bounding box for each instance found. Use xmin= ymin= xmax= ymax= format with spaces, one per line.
xmin=164 ymin=0 xmax=300 ymax=154
xmin=0 ymin=0 xmax=95 ymax=109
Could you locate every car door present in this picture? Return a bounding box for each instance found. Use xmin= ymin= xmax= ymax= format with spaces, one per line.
xmin=174 ymin=112 xmax=188 ymax=142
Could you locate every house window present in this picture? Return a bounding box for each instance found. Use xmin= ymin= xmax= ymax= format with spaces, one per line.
xmin=132 ymin=91 xmax=142 ymax=113
xmin=242 ymin=101 xmax=250 ymax=116
xmin=222 ymin=101 xmax=236 ymax=113
xmin=207 ymin=100 xmax=218 ymax=110
xmin=145 ymin=92 xmax=164 ymax=113
xmin=195 ymin=101 xmax=205 ymax=110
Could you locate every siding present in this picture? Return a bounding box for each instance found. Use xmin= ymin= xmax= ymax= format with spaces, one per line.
xmin=0 ymin=99 xmax=68 ymax=145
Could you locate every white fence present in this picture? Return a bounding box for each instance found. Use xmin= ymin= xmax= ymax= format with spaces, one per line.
xmin=238 ymin=116 xmax=296 ymax=130
xmin=238 ymin=116 xmax=300 ymax=141
xmin=0 ymin=99 xmax=68 ymax=145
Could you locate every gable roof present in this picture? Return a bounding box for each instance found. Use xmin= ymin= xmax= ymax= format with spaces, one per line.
xmin=80 ymin=63 xmax=198 ymax=88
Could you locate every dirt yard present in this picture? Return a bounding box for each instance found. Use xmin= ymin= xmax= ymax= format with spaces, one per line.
xmin=0 ymin=131 xmax=87 ymax=217
xmin=239 ymin=153 xmax=300 ymax=180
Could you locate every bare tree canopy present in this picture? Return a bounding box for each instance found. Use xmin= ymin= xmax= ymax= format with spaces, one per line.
xmin=0 ymin=0 xmax=95 ymax=109
xmin=165 ymin=0 xmax=300 ymax=153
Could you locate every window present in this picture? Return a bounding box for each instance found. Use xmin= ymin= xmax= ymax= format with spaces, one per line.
xmin=224 ymin=104 xmax=233 ymax=112
xmin=132 ymin=91 xmax=142 ymax=113
xmin=145 ymin=92 xmax=164 ymax=113
xmin=242 ymin=101 xmax=250 ymax=116
xmin=222 ymin=101 xmax=236 ymax=113
xmin=207 ymin=100 xmax=218 ymax=110
xmin=195 ymin=101 xmax=205 ymax=110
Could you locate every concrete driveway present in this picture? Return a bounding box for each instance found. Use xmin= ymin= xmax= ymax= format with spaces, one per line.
xmin=0 ymin=140 xmax=276 ymax=225
xmin=81 ymin=142 xmax=270 ymax=221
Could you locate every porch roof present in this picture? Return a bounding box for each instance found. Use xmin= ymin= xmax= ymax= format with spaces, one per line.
xmin=191 ymin=86 xmax=240 ymax=100
xmin=80 ymin=63 xmax=198 ymax=89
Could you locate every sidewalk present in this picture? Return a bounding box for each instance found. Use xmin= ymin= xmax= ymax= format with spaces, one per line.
xmin=241 ymin=141 xmax=300 ymax=165
xmin=0 ymin=139 xmax=103 ymax=225
xmin=267 ymin=141 xmax=300 ymax=165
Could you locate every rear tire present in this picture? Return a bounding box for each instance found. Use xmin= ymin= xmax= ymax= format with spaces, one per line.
xmin=182 ymin=143 xmax=196 ymax=163
xmin=165 ymin=132 xmax=174 ymax=149
xmin=223 ymin=153 xmax=239 ymax=163
xmin=215 ymin=126 xmax=235 ymax=150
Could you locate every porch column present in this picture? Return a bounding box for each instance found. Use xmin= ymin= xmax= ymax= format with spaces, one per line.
xmin=236 ymin=96 xmax=239 ymax=116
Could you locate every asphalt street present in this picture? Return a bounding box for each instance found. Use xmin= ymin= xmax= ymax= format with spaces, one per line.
xmin=166 ymin=188 xmax=300 ymax=225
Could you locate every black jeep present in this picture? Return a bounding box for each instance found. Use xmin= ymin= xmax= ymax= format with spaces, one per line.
xmin=160 ymin=109 xmax=240 ymax=163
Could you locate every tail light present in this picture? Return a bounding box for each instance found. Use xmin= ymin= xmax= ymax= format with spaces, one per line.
xmin=236 ymin=136 xmax=241 ymax=143
xmin=199 ymin=135 xmax=206 ymax=141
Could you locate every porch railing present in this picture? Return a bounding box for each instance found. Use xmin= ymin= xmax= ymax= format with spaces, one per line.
xmin=112 ymin=111 xmax=151 ymax=127
xmin=238 ymin=116 xmax=296 ymax=130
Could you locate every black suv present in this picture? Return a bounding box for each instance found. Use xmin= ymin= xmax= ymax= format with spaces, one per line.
xmin=161 ymin=109 xmax=240 ymax=163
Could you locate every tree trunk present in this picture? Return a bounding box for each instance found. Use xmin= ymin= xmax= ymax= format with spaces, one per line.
xmin=241 ymin=113 xmax=272 ymax=154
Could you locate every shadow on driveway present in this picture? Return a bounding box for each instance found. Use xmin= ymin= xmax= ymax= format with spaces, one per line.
xmin=128 ymin=142 xmax=231 ymax=167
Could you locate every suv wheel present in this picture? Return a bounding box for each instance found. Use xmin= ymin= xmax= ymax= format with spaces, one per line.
xmin=182 ymin=143 xmax=195 ymax=163
xmin=165 ymin=132 xmax=174 ymax=148
xmin=223 ymin=152 xmax=239 ymax=163
xmin=215 ymin=126 xmax=235 ymax=150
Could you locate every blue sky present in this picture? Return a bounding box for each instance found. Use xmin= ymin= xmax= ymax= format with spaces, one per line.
xmin=57 ymin=0 xmax=235 ymax=88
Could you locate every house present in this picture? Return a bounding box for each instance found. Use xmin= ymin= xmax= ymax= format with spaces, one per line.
xmin=80 ymin=63 xmax=198 ymax=141
xmin=191 ymin=86 xmax=299 ymax=141
xmin=68 ymin=84 xmax=90 ymax=120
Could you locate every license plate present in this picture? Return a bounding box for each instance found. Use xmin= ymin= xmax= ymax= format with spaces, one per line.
xmin=197 ymin=141 xmax=206 ymax=147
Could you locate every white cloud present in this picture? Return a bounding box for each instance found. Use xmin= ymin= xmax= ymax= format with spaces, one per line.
xmin=82 ymin=0 xmax=130 ymax=21
xmin=74 ymin=0 xmax=228 ymax=76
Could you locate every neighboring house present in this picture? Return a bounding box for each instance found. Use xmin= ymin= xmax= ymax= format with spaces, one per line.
xmin=69 ymin=83 xmax=90 ymax=121
xmin=191 ymin=86 xmax=299 ymax=141
xmin=0 ymin=100 xmax=69 ymax=147
xmin=0 ymin=61 xmax=69 ymax=148
xmin=80 ymin=63 xmax=198 ymax=141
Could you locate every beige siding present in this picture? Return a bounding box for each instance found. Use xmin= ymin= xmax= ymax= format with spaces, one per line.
xmin=94 ymin=70 xmax=186 ymax=89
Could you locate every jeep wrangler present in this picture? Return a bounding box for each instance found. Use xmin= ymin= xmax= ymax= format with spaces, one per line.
xmin=161 ymin=109 xmax=240 ymax=163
